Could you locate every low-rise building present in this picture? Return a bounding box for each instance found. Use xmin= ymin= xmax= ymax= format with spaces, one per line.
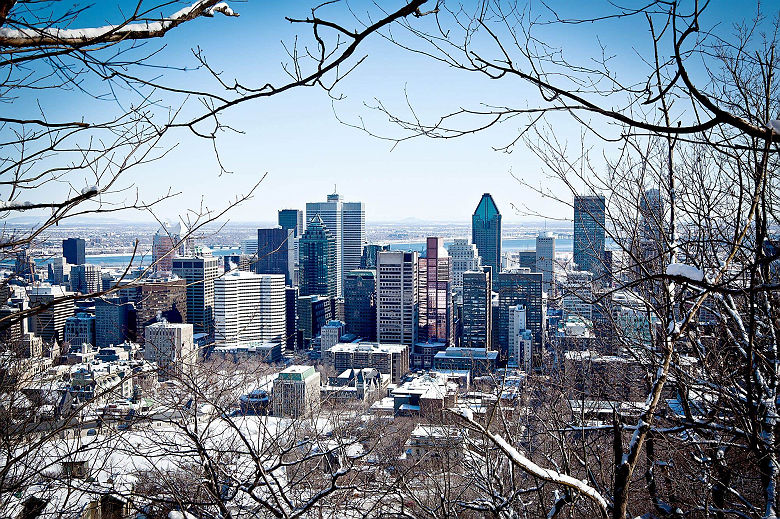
xmin=272 ymin=365 xmax=320 ymax=418
xmin=432 ymin=347 xmax=498 ymax=377
xmin=390 ymin=372 xmax=458 ymax=416
xmin=320 ymin=368 xmax=389 ymax=404
xmin=210 ymin=341 xmax=282 ymax=364
xmin=326 ymin=342 xmax=409 ymax=384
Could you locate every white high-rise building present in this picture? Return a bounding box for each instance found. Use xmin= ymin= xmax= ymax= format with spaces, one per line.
xmin=144 ymin=321 xmax=195 ymax=378
xmin=448 ymin=239 xmax=481 ymax=294
xmin=536 ymin=232 xmax=556 ymax=296
xmin=214 ymin=271 xmax=285 ymax=344
xmin=563 ymin=270 xmax=593 ymax=320
xmin=377 ymin=251 xmax=418 ymax=346
xmin=306 ymin=192 xmax=365 ymax=297
xmin=508 ymin=305 xmax=532 ymax=372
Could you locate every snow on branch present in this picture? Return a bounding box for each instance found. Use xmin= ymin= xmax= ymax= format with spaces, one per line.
xmin=0 ymin=0 xmax=239 ymax=48
xmin=451 ymin=408 xmax=609 ymax=517
xmin=666 ymin=262 xmax=704 ymax=282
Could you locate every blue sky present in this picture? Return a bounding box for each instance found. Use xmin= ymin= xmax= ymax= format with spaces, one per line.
xmin=6 ymin=0 xmax=751 ymax=224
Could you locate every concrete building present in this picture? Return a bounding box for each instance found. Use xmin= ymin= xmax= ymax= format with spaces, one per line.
xmin=272 ymin=365 xmax=320 ymax=418
xmin=210 ymin=341 xmax=282 ymax=364
xmin=432 ymin=347 xmax=498 ymax=376
xmin=377 ymin=250 xmax=418 ymax=346
xmin=448 ymin=239 xmax=481 ymax=295
xmin=508 ymin=305 xmax=532 ymax=372
xmin=69 ymin=264 xmax=101 ymax=294
xmin=327 ymin=341 xmax=409 ymax=384
xmin=320 ymin=368 xmax=389 ymax=404
xmin=320 ymin=320 xmax=345 ymax=353
xmin=536 ymin=232 xmax=556 ymax=296
xmin=49 ymin=256 xmax=71 ymax=285
xmin=115 ymin=275 xmax=187 ymax=344
xmin=152 ymin=222 xmax=181 ymax=274
xmin=172 ymin=252 xmax=220 ymax=336
xmin=472 ymin=193 xmax=502 ymax=276
xmin=144 ymin=321 xmax=195 ymax=378
xmin=27 ymin=284 xmax=74 ymax=343
xmin=344 ymin=269 xmax=376 ymax=340
xmin=214 ymin=271 xmax=285 ymax=344
xmin=562 ymin=270 xmax=593 ymax=320
xmin=461 ymin=267 xmax=492 ymax=349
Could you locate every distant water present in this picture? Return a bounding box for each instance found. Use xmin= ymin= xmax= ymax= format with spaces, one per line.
xmin=2 ymin=248 xmax=242 ymax=269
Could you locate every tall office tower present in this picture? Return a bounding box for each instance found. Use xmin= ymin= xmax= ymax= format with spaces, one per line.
xmin=255 ymin=227 xmax=291 ymax=283
xmin=62 ymin=238 xmax=86 ymax=266
xmin=144 ymin=321 xmax=195 ymax=378
xmin=307 ymin=192 xmax=365 ymax=296
xmin=152 ymin=222 xmax=181 ymax=273
xmin=272 ymin=365 xmax=321 ymax=418
xmin=296 ymin=294 xmax=334 ymax=348
xmin=95 ymin=296 xmax=135 ymax=347
xmin=341 ymin=201 xmax=365 ymax=289
xmin=472 ymin=193 xmax=502 ymax=275
xmin=448 ymin=239 xmax=481 ymax=294
xmin=536 ymin=232 xmax=557 ymax=296
xmin=14 ymin=246 xmax=35 ymax=283
xmin=214 ymin=271 xmax=285 ymax=344
xmin=508 ymin=305 xmax=533 ymax=372
xmin=0 ymin=305 xmax=24 ymax=345
xmin=307 ymin=193 xmax=342 ymax=294
xmin=494 ymin=271 xmax=543 ymax=363
xmin=69 ymin=264 xmax=101 ymax=294
xmin=116 ymin=275 xmax=187 ymax=344
xmin=278 ymin=209 xmax=305 ymax=237
xmin=461 ymin=267 xmax=492 ymax=348
xmin=64 ymin=313 xmax=96 ymax=346
xmin=361 ymin=244 xmax=390 ymax=269
xmin=377 ymin=250 xmax=418 ymax=346
xmin=27 ymin=284 xmax=75 ymax=343
xmin=562 ymin=270 xmax=594 ymax=320
xmin=573 ymin=194 xmax=606 ymax=277
xmin=172 ymin=252 xmax=219 ymax=336
xmin=299 ymin=216 xmax=337 ymax=297
xmin=344 ymin=269 xmax=376 ymax=340
xmin=285 ymin=287 xmax=299 ymax=349
xmin=639 ymin=188 xmax=664 ymax=242
xmin=49 ymin=257 xmax=71 ymax=285
xmin=417 ymin=237 xmax=452 ymax=345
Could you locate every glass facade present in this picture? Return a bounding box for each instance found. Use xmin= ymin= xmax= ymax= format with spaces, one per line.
xmin=573 ymin=194 xmax=606 ymax=276
xmin=472 ymin=193 xmax=502 ymax=275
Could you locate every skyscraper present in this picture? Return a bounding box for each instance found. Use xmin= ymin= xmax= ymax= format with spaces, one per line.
xmin=573 ymin=194 xmax=606 ymax=277
xmin=172 ymin=251 xmax=219 ymax=336
xmin=95 ymin=296 xmax=135 ymax=347
xmin=448 ymin=239 xmax=481 ymax=295
xmin=255 ymin=227 xmax=291 ymax=283
xmin=563 ymin=270 xmax=594 ymax=320
xmin=278 ymin=209 xmax=304 ymax=237
xmin=344 ymin=269 xmax=376 ymax=340
xmin=299 ymin=215 xmax=337 ymax=297
xmin=361 ymin=243 xmax=390 ymax=269
xmin=69 ymin=263 xmax=101 ymax=294
xmin=115 ymin=275 xmax=187 ymax=344
xmin=494 ymin=271 xmax=543 ymax=364
xmin=152 ymin=222 xmax=181 ymax=273
xmin=377 ymin=250 xmax=418 ymax=346
xmin=341 ymin=201 xmax=366 ymax=288
xmin=306 ymin=192 xmax=365 ymax=296
xmin=536 ymin=232 xmax=556 ymax=296
xmin=27 ymin=284 xmax=75 ymax=343
xmin=472 ymin=193 xmax=502 ymax=275
xmin=417 ymin=237 xmax=452 ymax=345
xmin=62 ymin=238 xmax=86 ymax=266
xmin=214 ymin=271 xmax=286 ymax=344
xmin=461 ymin=266 xmax=492 ymax=349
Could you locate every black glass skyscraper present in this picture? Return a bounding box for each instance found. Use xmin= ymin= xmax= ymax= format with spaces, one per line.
xmin=278 ymin=209 xmax=304 ymax=237
xmin=573 ymin=194 xmax=606 ymax=276
xmin=472 ymin=193 xmax=502 ymax=275
xmin=494 ymin=271 xmax=543 ymax=363
xmin=299 ymin=216 xmax=337 ymax=297
xmin=62 ymin=238 xmax=86 ymax=265
xmin=255 ymin=227 xmax=290 ymax=283
xmin=344 ymin=269 xmax=376 ymax=340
